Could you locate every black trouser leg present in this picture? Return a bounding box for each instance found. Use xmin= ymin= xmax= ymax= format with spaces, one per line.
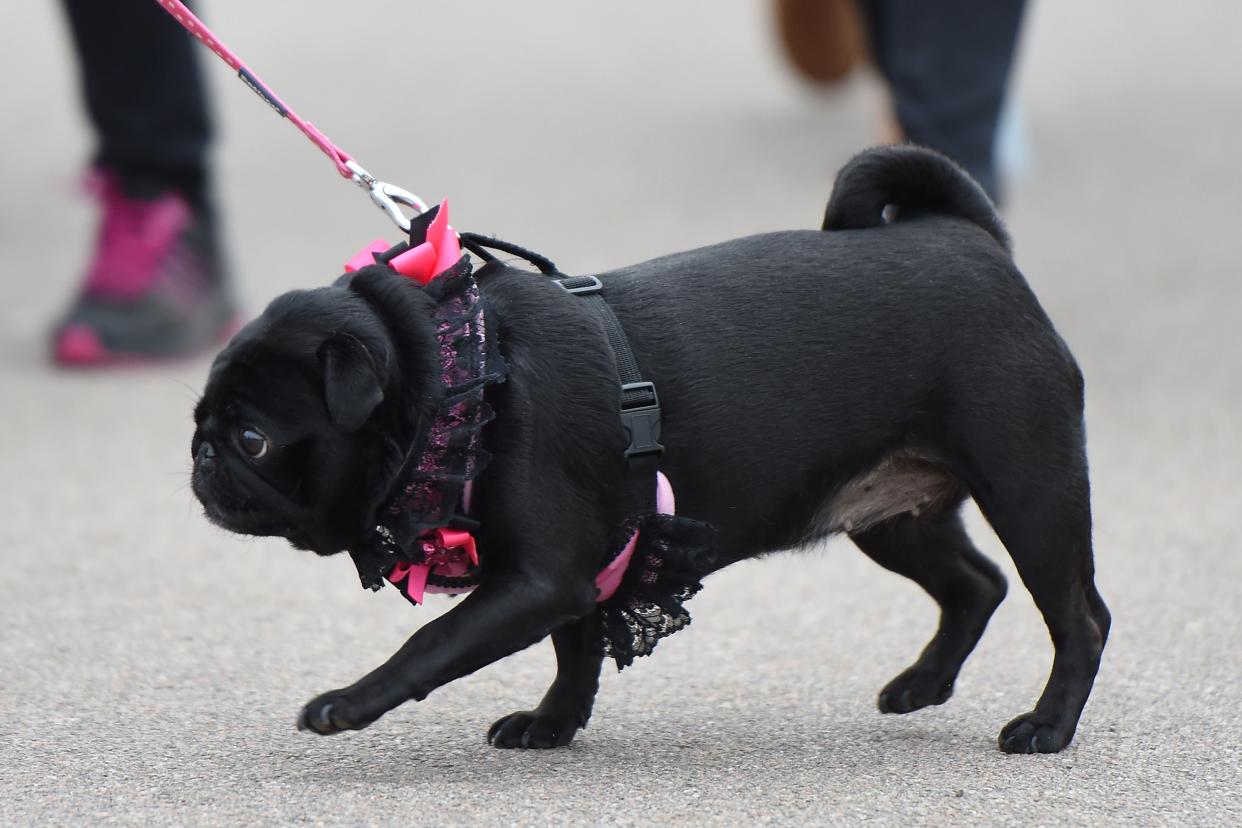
xmin=858 ymin=0 xmax=1026 ymax=203
xmin=61 ymin=0 xmax=213 ymax=202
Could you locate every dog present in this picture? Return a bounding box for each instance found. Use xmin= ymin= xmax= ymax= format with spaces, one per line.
xmin=191 ymin=145 xmax=1109 ymax=754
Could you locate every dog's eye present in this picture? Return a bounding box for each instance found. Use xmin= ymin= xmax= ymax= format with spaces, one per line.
xmin=239 ymin=428 xmax=269 ymax=459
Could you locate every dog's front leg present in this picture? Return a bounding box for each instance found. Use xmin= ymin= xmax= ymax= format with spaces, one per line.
xmin=297 ymin=576 xmax=596 ymax=735
xmin=487 ymin=612 xmax=605 ymax=748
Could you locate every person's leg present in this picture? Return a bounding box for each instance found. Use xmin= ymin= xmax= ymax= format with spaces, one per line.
xmin=54 ymin=0 xmax=235 ymax=366
xmin=62 ymin=0 xmax=212 ymax=202
xmin=858 ymin=0 xmax=1026 ymax=203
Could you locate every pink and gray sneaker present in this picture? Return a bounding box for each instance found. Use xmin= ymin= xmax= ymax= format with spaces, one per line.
xmin=51 ymin=171 xmax=238 ymax=366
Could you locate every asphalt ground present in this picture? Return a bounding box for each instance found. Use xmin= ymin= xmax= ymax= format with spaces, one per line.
xmin=1 ymin=1 xmax=1239 ymax=825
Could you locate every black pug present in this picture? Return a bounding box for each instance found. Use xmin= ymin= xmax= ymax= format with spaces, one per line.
xmin=191 ymin=146 xmax=1109 ymax=754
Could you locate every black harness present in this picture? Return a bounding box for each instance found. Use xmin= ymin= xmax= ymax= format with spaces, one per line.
xmin=351 ymin=220 xmax=715 ymax=669
xmin=460 ymin=233 xmax=664 ymax=511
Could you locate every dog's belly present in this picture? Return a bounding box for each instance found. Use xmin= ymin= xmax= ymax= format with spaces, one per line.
xmin=814 ymin=452 xmax=963 ymax=535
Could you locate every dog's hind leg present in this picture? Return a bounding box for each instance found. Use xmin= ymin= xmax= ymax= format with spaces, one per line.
xmin=949 ymin=376 xmax=1110 ymax=754
xmin=488 ymin=612 xmax=605 ymax=749
xmin=968 ymin=450 xmax=1109 ymax=754
xmin=850 ymin=508 xmax=1007 ymax=714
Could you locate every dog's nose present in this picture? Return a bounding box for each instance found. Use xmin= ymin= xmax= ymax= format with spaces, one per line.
xmin=196 ymin=441 xmax=217 ymax=468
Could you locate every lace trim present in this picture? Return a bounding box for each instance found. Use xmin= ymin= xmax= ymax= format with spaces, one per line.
xmin=598 ymin=513 xmax=717 ymax=670
xmin=350 ymin=258 xmax=505 ymax=591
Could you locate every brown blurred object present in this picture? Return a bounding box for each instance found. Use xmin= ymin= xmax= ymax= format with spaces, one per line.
xmin=774 ymin=0 xmax=868 ymax=83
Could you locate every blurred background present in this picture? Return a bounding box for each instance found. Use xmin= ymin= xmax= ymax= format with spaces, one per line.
xmin=1 ymin=1 xmax=1239 ymax=824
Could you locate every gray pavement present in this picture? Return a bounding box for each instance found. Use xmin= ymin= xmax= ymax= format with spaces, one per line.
xmin=2 ymin=1 xmax=1240 ymax=825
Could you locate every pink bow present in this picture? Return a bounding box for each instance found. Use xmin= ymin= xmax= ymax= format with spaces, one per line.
xmin=386 ymin=526 xmax=479 ymax=604
xmin=343 ymin=200 xmax=461 ymax=284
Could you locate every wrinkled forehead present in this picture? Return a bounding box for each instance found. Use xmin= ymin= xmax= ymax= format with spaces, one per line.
xmin=198 ymin=339 xmax=325 ymax=425
xmin=196 ymin=284 xmax=381 ymax=424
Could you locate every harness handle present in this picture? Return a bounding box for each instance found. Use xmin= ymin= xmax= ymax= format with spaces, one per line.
xmin=458 ymin=233 xmax=561 ymax=276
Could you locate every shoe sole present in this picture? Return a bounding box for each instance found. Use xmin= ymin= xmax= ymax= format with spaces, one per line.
xmin=52 ymin=317 xmax=244 ymax=368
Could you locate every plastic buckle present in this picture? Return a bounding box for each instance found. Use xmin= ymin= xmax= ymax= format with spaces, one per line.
xmin=621 ymin=381 xmax=664 ymax=461
xmin=556 ymin=275 xmax=603 ymax=295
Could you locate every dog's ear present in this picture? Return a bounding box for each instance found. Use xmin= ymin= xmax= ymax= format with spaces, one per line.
xmin=318 ymin=333 xmax=387 ymax=432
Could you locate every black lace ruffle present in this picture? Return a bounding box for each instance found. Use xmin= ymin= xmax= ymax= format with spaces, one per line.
xmin=350 ymin=257 xmax=505 ymax=592
xmin=599 ymin=513 xmax=717 ymax=670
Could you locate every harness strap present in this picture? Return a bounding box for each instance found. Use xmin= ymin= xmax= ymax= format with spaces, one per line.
xmin=458 ymin=234 xmax=664 ymax=511
xmin=552 ymin=276 xmax=665 ymax=511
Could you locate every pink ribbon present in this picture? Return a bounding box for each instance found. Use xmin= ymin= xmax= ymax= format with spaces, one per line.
xmin=341 ymin=200 xmax=462 ymax=282
xmin=386 ymin=527 xmax=479 ymax=604
xmin=387 ymin=560 xmax=431 ymax=605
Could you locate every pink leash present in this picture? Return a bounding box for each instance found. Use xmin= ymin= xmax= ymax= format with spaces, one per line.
xmin=152 ymin=0 xmax=427 ymax=232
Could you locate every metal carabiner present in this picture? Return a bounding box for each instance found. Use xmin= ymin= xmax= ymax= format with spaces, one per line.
xmin=345 ymin=160 xmax=428 ymax=234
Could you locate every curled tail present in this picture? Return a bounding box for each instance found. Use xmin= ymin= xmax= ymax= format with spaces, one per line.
xmin=823 ymin=145 xmax=1011 ymax=253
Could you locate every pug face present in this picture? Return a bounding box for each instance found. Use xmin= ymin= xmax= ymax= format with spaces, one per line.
xmin=191 ymin=284 xmax=398 ymax=556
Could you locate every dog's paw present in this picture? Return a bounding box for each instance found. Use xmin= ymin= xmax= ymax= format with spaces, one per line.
xmin=877 ymin=668 xmax=954 ymax=714
xmin=998 ymin=711 xmax=1074 ymax=754
xmin=297 ymin=690 xmax=372 ymax=736
xmin=487 ymin=710 xmax=582 ymax=749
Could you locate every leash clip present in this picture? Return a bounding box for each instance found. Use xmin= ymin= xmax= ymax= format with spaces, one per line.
xmin=346 ymin=160 xmax=428 ymax=234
